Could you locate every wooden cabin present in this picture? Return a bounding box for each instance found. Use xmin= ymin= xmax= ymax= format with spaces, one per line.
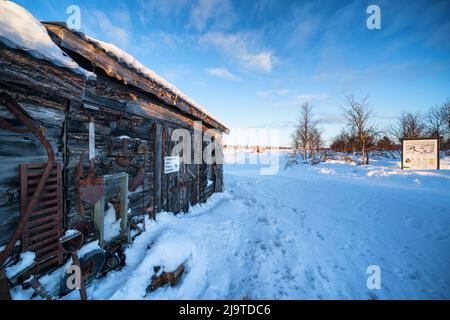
xmin=0 ymin=22 xmax=228 ymax=278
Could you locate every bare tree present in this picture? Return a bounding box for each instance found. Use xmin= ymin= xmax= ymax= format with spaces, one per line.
xmin=446 ymin=100 xmax=450 ymax=131
xmin=289 ymin=128 xmax=300 ymax=158
xmin=309 ymin=126 xmax=324 ymax=162
xmin=424 ymin=103 xmax=449 ymax=138
xmin=341 ymin=95 xmax=379 ymax=165
xmin=330 ymin=129 xmax=360 ymax=153
xmin=291 ymin=103 xmax=317 ymax=161
xmin=391 ymin=112 xmax=424 ymax=142
xmin=331 ymin=129 xmax=349 ymax=153
xmin=290 ymin=103 xmax=323 ymax=163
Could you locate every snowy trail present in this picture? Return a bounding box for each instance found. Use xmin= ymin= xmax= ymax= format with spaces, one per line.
xmin=222 ymin=157 xmax=450 ymax=299
xmin=11 ymin=154 xmax=450 ymax=300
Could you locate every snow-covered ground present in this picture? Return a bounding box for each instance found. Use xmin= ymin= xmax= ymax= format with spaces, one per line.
xmin=12 ymin=152 xmax=450 ymax=300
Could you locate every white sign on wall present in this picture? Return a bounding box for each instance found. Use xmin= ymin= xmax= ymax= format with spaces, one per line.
xmin=164 ymin=156 xmax=180 ymax=174
xmin=88 ymin=121 xmax=95 ymax=160
xmin=402 ymin=138 xmax=439 ymax=170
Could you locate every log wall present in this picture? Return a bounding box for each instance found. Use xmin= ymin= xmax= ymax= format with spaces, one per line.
xmin=0 ymin=46 xmax=225 ymax=247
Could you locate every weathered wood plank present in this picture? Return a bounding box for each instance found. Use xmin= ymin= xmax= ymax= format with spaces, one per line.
xmin=0 ymin=44 xmax=85 ymax=105
xmin=44 ymin=23 xmax=229 ymax=134
xmin=153 ymin=123 xmax=162 ymax=212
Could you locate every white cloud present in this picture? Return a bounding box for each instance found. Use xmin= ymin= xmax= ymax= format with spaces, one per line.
xmin=316 ymin=113 xmax=344 ymax=125
xmin=201 ymin=32 xmax=275 ymax=73
xmin=187 ymin=0 xmax=235 ymax=32
xmin=257 ymin=89 xmax=289 ymax=97
xmin=138 ymin=0 xmax=190 ymax=23
xmin=297 ymin=94 xmax=328 ymax=105
xmin=272 ymin=93 xmax=328 ymax=109
xmin=138 ymin=0 xmax=235 ymax=31
xmin=311 ymin=72 xmax=329 ymax=81
xmin=206 ymin=67 xmax=240 ymax=81
xmin=87 ymin=10 xmax=130 ymax=48
xmin=245 ymin=51 xmax=273 ymax=73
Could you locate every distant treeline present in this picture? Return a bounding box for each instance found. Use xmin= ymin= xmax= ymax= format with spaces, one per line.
xmin=290 ymin=95 xmax=449 ymax=165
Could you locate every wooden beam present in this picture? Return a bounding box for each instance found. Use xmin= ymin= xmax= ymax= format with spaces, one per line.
xmin=0 ymin=45 xmax=85 ymax=107
xmin=43 ymin=23 xmax=229 ymax=134
xmin=83 ymin=75 xmax=223 ymax=135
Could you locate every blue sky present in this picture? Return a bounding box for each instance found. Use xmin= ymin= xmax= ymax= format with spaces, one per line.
xmin=14 ymin=0 xmax=450 ymax=146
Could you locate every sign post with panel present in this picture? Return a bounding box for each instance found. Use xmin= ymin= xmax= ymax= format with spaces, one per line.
xmin=401 ymin=138 xmax=440 ymax=170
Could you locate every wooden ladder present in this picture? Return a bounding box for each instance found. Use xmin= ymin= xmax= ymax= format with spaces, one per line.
xmin=20 ymin=162 xmax=64 ymax=273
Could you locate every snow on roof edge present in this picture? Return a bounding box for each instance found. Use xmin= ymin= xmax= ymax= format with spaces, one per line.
xmin=0 ymin=1 xmax=96 ymax=80
xmin=82 ymin=34 xmax=229 ymax=131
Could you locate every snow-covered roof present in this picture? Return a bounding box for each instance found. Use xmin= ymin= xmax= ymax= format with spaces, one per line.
xmin=84 ymin=35 xmax=228 ymax=131
xmin=0 ymin=1 xmax=227 ymax=132
xmin=0 ymin=1 xmax=95 ymax=79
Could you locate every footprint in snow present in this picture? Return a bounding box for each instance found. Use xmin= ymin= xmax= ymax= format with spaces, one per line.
xmin=316 ymin=231 xmax=325 ymax=241
xmin=368 ymin=292 xmax=378 ymax=300
xmin=317 ymin=266 xmax=330 ymax=283
xmin=304 ymin=269 xmax=316 ymax=290
xmin=333 ymin=264 xmax=346 ymax=271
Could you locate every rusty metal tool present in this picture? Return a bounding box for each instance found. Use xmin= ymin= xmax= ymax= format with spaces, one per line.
xmin=59 ymin=230 xmax=87 ymax=300
xmin=117 ymin=139 xmax=135 ymax=167
xmin=24 ymin=278 xmax=56 ymax=300
xmin=76 ymin=151 xmax=105 ymax=216
xmin=128 ymin=167 xmax=146 ymax=193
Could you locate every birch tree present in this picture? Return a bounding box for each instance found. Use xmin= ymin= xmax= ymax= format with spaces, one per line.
xmin=341 ymin=95 xmax=378 ymax=165
xmin=296 ymin=103 xmax=316 ymax=161
xmin=290 ymin=103 xmax=322 ymax=163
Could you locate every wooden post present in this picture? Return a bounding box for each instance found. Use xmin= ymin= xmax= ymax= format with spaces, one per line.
xmin=0 ymin=269 xmax=11 ymax=300
xmin=94 ymin=198 xmax=105 ymax=246
xmin=154 ymin=123 xmax=162 ymax=214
